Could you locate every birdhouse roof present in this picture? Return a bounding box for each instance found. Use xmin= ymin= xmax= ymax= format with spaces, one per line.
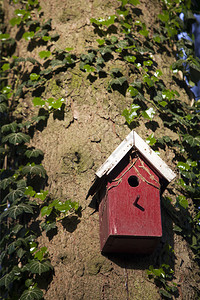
xmin=96 ymin=131 xmax=176 ymax=182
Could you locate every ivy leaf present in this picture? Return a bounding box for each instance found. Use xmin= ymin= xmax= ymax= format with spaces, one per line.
xmin=173 ymin=225 xmax=182 ymax=233
xmin=35 ymin=190 xmax=48 ymax=201
xmin=129 ymin=0 xmax=140 ymax=5
xmin=0 ymin=102 xmax=7 ymax=112
xmin=4 ymin=187 xmax=25 ymax=203
xmin=25 ymin=186 xmax=36 ymax=197
xmin=27 ymin=260 xmax=53 ymax=275
xmin=146 ymin=134 xmax=157 ymax=146
xmin=1 ymin=122 xmax=18 ymax=133
xmin=46 ymin=97 xmax=65 ymax=110
xmin=176 ymin=195 xmax=188 ymax=209
xmin=12 ymin=224 xmax=23 ymax=234
xmin=2 ymin=132 xmax=30 ymax=145
xmin=0 ymin=33 xmax=10 ymax=40
xmin=30 ymin=73 xmax=40 ymax=81
xmin=143 ymin=74 xmax=154 ymax=87
xmin=141 ymin=107 xmax=155 ymax=120
xmin=22 ymin=163 xmax=46 ymax=178
xmin=182 ymin=134 xmax=200 ymax=147
xmin=23 ymin=31 xmax=35 ymax=41
xmin=41 ymin=221 xmax=57 ymax=232
xmin=25 ymin=149 xmax=44 ymax=158
xmin=38 ymin=50 xmax=51 ymax=59
xmin=110 ymin=77 xmax=127 ymax=86
xmin=177 ymin=162 xmax=190 ymax=171
xmin=96 ymin=39 xmax=105 ymax=45
xmin=10 ymin=16 xmax=22 ymax=26
xmin=159 ymin=289 xmax=172 ymax=299
xmin=20 ymin=287 xmax=43 ymax=300
xmin=122 ymin=104 xmax=140 ymax=125
xmin=83 ymin=64 xmax=96 ymax=73
xmin=0 ymin=268 xmax=19 ymax=288
xmin=6 ymin=203 xmax=34 ymax=219
xmin=0 ymin=177 xmax=14 ymax=190
xmin=32 ymin=97 xmax=45 ymax=107
xmin=125 ymin=55 xmax=136 ymax=63
xmin=41 ymin=206 xmax=52 ymax=217
xmin=26 ymin=57 xmax=40 ymax=65
xmin=128 ymin=86 xmax=139 ymax=97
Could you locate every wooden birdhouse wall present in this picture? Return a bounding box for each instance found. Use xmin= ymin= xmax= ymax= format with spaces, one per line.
xmin=99 ymin=151 xmax=162 ymax=254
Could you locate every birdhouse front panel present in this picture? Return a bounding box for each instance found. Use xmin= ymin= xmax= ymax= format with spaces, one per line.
xmin=99 ymin=152 xmax=162 ymax=253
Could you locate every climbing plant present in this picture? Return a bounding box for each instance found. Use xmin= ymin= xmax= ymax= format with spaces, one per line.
xmin=0 ymin=0 xmax=200 ymax=299
xmin=0 ymin=1 xmax=79 ymax=299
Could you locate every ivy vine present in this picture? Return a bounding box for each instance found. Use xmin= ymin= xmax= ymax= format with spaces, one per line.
xmin=0 ymin=0 xmax=200 ymax=299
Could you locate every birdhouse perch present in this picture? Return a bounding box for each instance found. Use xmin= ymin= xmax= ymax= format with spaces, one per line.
xmin=90 ymin=131 xmax=176 ymax=254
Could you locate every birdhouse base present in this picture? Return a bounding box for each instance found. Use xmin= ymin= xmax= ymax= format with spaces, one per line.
xmin=101 ymin=235 xmax=161 ymax=254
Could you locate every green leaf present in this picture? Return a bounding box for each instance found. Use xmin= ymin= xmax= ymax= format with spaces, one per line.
xmin=2 ymin=203 xmax=33 ymax=220
xmin=12 ymin=224 xmax=23 ymax=234
xmin=15 ymin=9 xmax=27 ymax=16
xmin=41 ymin=221 xmax=57 ymax=232
xmin=23 ymin=31 xmax=35 ymax=41
xmin=35 ymin=190 xmax=48 ymax=201
xmin=42 ymin=36 xmax=51 ymax=41
xmin=2 ymin=132 xmax=30 ymax=145
xmin=2 ymin=85 xmax=12 ymax=94
xmin=146 ymin=134 xmax=157 ymax=146
xmin=0 ymin=102 xmax=7 ymax=112
xmin=143 ymin=60 xmax=153 ymax=67
xmin=0 ymin=33 xmax=10 ymax=41
xmin=22 ymin=163 xmax=46 ymax=178
xmin=1 ymin=63 xmax=10 ymax=71
xmin=25 ymin=149 xmax=44 ymax=158
xmin=0 ymin=269 xmax=17 ymax=288
xmin=173 ymin=225 xmax=182 ymax=232
xmin=159 ymin=289 xmax=172 ymax=299
xmin=128 ymin=86 xmax=139 ymax=97
xmin=0 ymin=177 xmax=14 ymax=190
xmin=27 ymin=260 xmax=53 ymax=275
xmin=177 ymin=162 xmax=190 ymax=171
xmin=182 ymin=134 xmax=200 ymax=147
xmin=65 ymin=47 xmax=74 ymax=52
xmin=139 ymin=29 xmax=149 ymax=37
xmin=83 ymin=64 xmax=96 ymax=73
xmin=20 ymin=287 xmax=43 ymax=300
xmin=143 ymin=74 xmax=154 ymax=87
xmin=25 ymin=186 xmax=36 ymax=197
xmin=32 ymin=97 xmax=45 ymax=107
xmin=176 ymin=195 xmax=188 ymax=209
xmin=1 ymin=122 xmax=18 ymax=133
xmin=129 ymin=0 xmax=140 ymax=5
xmin=10 ymin=17 xmax=22 ymax=26
xmin=122 ymin=104 xmax=140 ymax=125
xmin=125 ymin=55 xmax=136 ymax=63
xmin=46 ymin=97 xmax=65 ymax=110
xmin=141 ymin=107 xmax=155 ymax=120
xmin=116 ymin=9 xmax=129 ymax=17
xmin=4 ymin=186 xmax=25 ymax=203
xmin=158 ymin=11 xmax=169 ymax=23
xmin=96 ymin=39 xmax=105 ymax=45
xmin=30 ymin=73 xmax=40 ymax=81
xmin=34 ymin=247 xmax=47 ymax=261
xmin=41 ymin=206 xmax=52 ymax=217
xmin=38 ymin=50 xmax=51 ymax=59
xmin=110 ymin=77 xmax=127 ymax=86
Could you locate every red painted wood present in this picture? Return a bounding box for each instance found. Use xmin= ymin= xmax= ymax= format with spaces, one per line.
xmin=99 ymin=153 xmax=162 ymax=254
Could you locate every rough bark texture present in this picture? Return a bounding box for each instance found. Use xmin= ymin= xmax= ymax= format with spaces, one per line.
xmin=2 ymin=0 xmax=200 ymax=299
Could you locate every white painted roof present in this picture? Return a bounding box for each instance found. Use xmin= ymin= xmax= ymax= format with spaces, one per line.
xmin=96 ymin=131 xmax=176 ymax=182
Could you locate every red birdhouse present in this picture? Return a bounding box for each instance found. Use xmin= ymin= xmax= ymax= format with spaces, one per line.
xmin=92 ymin=131 xmax=176 ymax=254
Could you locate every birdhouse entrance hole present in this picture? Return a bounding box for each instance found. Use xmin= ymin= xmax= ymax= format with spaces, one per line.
xmin=128 ymin=175 xmax=139 ymax=187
